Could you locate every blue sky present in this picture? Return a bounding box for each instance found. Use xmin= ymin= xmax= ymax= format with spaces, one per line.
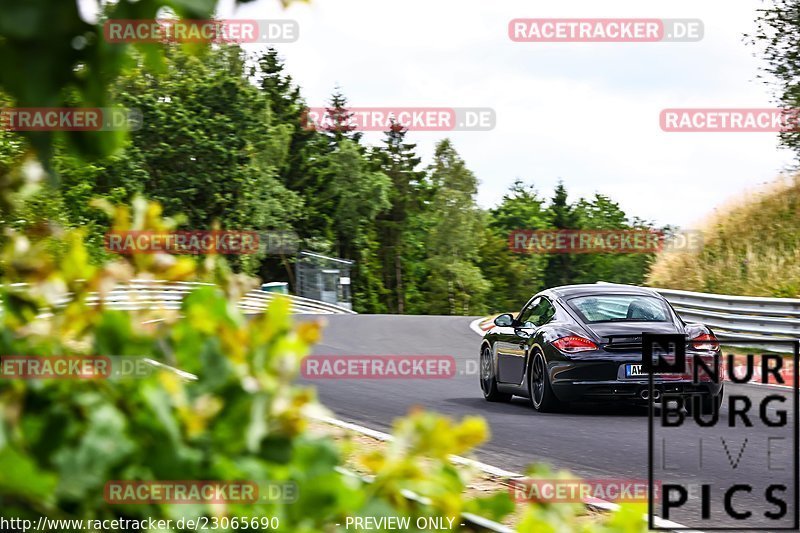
xmin=82 ymin=0 xmax=797 ymax=227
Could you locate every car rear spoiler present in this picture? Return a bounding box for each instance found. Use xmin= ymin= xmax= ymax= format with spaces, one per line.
xmin=603 ymin=334 xmax=644 ymax=344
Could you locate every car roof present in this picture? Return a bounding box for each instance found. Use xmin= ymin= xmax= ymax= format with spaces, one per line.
xmin=544 ymin=283 xmax=661 ymax=300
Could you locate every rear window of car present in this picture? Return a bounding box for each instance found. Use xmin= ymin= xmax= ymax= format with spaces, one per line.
xmin=567 ymin=294 xmax=671 ymax=323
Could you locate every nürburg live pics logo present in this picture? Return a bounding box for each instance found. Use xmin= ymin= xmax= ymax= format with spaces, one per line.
xmin=645 ymin=334 xmax=799 ymax=530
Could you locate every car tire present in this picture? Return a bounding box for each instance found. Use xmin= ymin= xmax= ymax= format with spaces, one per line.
xmin=529 ymin=350 xmax=560 ymax=412
xmin=480 ymin=345 xmax=512 ymax=402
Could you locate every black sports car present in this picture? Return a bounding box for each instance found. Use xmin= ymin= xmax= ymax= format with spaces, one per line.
xmin=479 ymin=283 xmax=724 ymax=412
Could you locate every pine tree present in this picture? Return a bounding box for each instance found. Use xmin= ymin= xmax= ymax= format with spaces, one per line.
xmin=372 ymin=120 xmax=426 ymax=312
xmin=256 ymin=48 xmax=300 ymax=124
xmin=323 ymin=88 xmax=362 ymax=146
xmin=255 ymin=48 xmax=333 ymax=247
xmin=544 ymin=181 xmax=578 ymax=287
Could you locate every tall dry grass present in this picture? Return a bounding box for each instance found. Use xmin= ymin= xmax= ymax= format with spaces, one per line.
xmin=647 ymin=174 xmax=800 ymax=297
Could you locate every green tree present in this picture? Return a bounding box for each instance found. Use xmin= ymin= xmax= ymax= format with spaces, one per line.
xmin=324 ymin=139 xmax=391 ymax=312
xmin=255 ymin=48 xmax=331 ymax=247
xmin=481 ymin=180 xmax=550 ymax=311
xmin=55 ymin=46 xmax=302 ymax=274
xmin=543 ymin=181 xmax=579 ymax=287
xmin=490 ymin=179 xmax=549 ymax=231
xmin=423 ymin=140 xmax=488 ymax=315
xmin=323 ymin=88 xmax=363 ymax=146
xmin=750 ymin=0 xmax=800 ymax=160
xmin=374 ymin=121 xmax=427 ymax=313
xmin=570 ymin=194 xmax=656 ymax=285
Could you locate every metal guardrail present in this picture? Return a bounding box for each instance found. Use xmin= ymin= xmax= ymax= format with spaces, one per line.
xmin=598 ymin=283 xmax=800 ymax=347
xmin=656 ymin=287 xmax=800 ymax=345
xmin=239 ymin=288 xmax=357 ymax=315
xmin=9 ymin=279 xmax=357 ymax=317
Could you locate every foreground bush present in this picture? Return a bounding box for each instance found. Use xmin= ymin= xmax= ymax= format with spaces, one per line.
xmin=0 ymin=199 xmax=648 ymax=532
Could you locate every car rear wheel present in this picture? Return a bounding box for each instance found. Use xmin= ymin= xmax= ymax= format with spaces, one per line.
xmin=480 ymin=345 xmax=512 ymax=402
xmin=529 ymin=351 xmax=560 ymax=412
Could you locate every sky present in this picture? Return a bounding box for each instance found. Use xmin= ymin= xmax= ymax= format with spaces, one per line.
xmin=82 ymin=0 xmax=796 ymax=228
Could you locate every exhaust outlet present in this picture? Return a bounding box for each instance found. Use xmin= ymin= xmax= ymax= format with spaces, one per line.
xmin=653 ymin=389 xmax=662 ymax=401
xmin=640 ymin=389 xmax=649 ymax=400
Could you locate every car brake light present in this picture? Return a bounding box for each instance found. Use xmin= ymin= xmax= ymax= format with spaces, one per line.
xmin=553 ymin=336 xmax=597 ymax=353
xmin=690 ymin=332 xmax=719 ymax=351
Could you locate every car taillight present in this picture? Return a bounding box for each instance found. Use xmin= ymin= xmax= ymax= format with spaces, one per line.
xmin=553 ymin=336 xmax=598 ymax=353
xmin=691 ymin=332 xmax=719 ymax=351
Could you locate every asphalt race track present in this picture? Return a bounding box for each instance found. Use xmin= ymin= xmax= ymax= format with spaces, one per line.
xmin=300 ymin=314 xmax=797 ymax=529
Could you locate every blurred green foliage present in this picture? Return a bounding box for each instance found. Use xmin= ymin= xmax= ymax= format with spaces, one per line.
xmin=0 ymin=198 xmax=511 ymax=532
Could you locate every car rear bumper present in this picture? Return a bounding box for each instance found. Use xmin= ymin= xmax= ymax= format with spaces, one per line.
xmin=547 ymin=359 xmax=723 ymax=402
xmin=551 ymin=379 xmax=722 ymax=402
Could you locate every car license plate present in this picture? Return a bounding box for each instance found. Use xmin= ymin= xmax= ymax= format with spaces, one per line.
xmin=625 ymin=364 xmax=647 ymax=377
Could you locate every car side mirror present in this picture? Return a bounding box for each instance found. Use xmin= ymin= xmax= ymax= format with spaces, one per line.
xmin=493 ymin=313 xmax=515 ymax=327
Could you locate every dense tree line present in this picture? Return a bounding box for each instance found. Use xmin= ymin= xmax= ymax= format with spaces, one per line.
xmin=751 ymin=0 xmax=800 ymax=161
xmin=5 ymin=45 xmax=661 ymax=315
